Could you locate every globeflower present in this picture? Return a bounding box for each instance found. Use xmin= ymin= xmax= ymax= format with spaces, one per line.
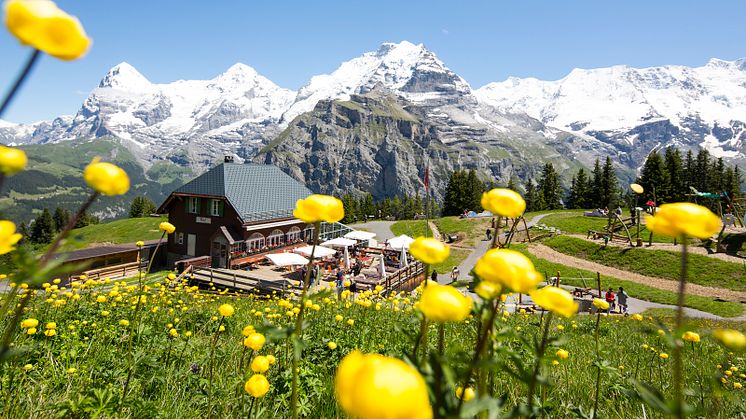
xmin=529 ymin=286 xmax=578 ymax=318
xmin=244 ymin=333 xmax=265 ymax=351
xmin=244 ymin=374 xmax=270 ymax=397
xmin=474 ymin=249 xmax=541 ymax=293
xmin=218 ymin=304 xmax=234 ymax=317
xmin=682 ymin=331 xmax=700 ymax=343
xmin=20 ymin=318 xmax=38 ymax=329
xmin=335 ymin=351 xmax=431 ymax=419
xmin=0 ymin=220 xmax=22 ymax=255
xmin=418 ymin=283 xmax=472 ymax=322
xmin=409 ymin=237 xmax=450 ymax=265
xmin=159 ymin=222 xmax=176 ymax=234
xmin=119 ymin=319 xmax=130 ymax=327
xmin=631 ymin=314 xmax=643 ymax=321
xmin=630 ymin=183 xmax=644 ymax=194
xmin=659 ymin=353 xmax=669 ymax=359
xmin=645 ymin=202 xmax=721 ymax=239
xmin=475 ymin=281 xmax=502 ymax=300
xmin=713 ymin=329 xmax=746 ymax=351
xmin=455 ymin=386 xmax=475 ymax=401
xmin=3 ymin=0 xmax=91 ymax=60
xmin=293 ymin=194 xmax=344 ymax=223
xmin=83 ymin=158 xmax=130 ymax=196
xmin=0 ymin=145 xmax=27 ymax=175
xmin=328 ymin=341 xmax=337 ymax=350
xmin=592 ymin=298 xmax=609 ymax=310
xmin=480 ymin=188 xmax=526 ymax=218
xmin=250 ymin=355 xmax=270 ymax=373
xmin=556 ymin=349 xmax=569 ymax=360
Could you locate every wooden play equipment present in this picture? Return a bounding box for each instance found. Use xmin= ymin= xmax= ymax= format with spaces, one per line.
xmin=496 ymin=215 xmax=532 ymax=248
xmin=587 ymin=213 xmax=636 ymax=246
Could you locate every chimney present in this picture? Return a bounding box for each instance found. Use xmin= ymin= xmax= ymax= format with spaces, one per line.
xmin=224 ymin=155 xmax=234 ymax=163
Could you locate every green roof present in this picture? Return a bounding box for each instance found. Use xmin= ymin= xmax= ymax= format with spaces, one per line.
xmin=172 ymin=163 xmax=312 ymax=223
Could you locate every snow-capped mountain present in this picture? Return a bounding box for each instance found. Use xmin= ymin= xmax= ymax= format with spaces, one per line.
xmin=476 ymin=58 xmax=746 ymax=163
xmin=282 ymin=41 xmax=472 ymax=122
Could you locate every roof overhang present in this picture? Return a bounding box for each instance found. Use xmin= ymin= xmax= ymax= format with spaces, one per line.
xmin=244 ymin=218 xmax=306 ymax=232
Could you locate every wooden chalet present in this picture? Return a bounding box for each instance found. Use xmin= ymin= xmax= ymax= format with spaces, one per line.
xmin=157 ymin=159 xmax=314 ymax=269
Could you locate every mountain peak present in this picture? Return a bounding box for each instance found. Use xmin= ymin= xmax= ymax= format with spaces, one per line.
xmin=376 ymin=41 xmax=425 ymax=55
xmin=222 ymin=62 xmax=259 ymax=77
xmin=98 ymin=62 xmax=151 ymax=90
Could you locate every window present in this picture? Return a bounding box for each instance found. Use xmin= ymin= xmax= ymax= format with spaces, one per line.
xmin=286 ymin=226 xmax=302 ymax=243
xmin=187 ymin=197 xmax=200 ymax=214
xmin=210 ymin=199 xmax=224 ymax=217
xmin=177 ymin=232 xmax=184 ymax=245
xmin=267 ymin=229 xmax=285 ymax=247
xmin=246 ymin=233 xmax=265 ymax=251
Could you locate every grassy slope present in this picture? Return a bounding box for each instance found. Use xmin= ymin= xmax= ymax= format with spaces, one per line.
xmin=542 ymin=236 xmax=746 ymax=292
xmin=537 ymin=211 xmax=677 ymax=243
xmin=390 ymin=218 xmax=478 ymax=273
xmin=57 ymin=217 xmax=165 ymax=251
xmin=513 ymin=244 xmax=744 ymax=318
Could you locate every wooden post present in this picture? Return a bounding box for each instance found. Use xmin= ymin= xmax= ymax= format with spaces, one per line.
xmin=556 ymin=271 xmax=561 ymax=287
xmin=596 ymin=272 xmax=601 ymax=298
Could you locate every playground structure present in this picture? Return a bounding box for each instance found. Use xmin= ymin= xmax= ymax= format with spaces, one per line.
xmin=495 ymin=215 xmax=533 ymax=248
xmin=686 ymin=188 xmax=745 ymax=228
xmin=587 ymin=212 xmax=638 ymax=246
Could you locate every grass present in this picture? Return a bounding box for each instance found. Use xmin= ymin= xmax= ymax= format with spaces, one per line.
xmin=431 ymin=248 xmax=471 ymax=274
xmin=536 ymin=210 xmax=677 ymax=243
xmin=390 ymin=219 xmax=428 ymax=238
xmin=512 ymin=244 xmax=744 ymax=318
xmin=2 ymin=272 xmax=744 ymax=418
xmin=541 ymin=236 xmax=746 ymax=292
xmin=55 ymin=217 xmax=166 ymax=251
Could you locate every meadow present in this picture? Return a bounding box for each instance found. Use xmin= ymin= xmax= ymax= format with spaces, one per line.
xmin=0 ymin=271 xmax=744 ymax=418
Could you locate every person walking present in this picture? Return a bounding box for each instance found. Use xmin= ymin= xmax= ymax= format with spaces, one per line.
xmin=451 ymin=266 xmax=460 ymax=282
xmin=604 ymin=287 xmax=616 ymax=313
xmin=430 ymin=270 xmax=438 ymax=283
xmin=617 ymin=287 xmax=629 ymax=315
xmin=486 ymin=228 xmax=492 ymax=240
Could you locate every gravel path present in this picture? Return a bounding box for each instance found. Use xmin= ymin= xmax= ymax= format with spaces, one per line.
xmin=527 ymin=243 xmax=746 ymax=303
xmin=350 ymin=221 xmax=396 ymax=241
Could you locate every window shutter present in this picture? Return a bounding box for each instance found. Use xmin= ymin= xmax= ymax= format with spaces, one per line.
xmin=219 ymin=200 xmax=224 ymax=216
xmin=196 ymin=198 xmax=201 ymax=214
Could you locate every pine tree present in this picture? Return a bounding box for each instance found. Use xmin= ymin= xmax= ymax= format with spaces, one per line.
xmin=52 ymin=206 xmax=71 ymax=232
xmin=601 ymin=157 xmax=619 ymax=208
xmin=694 ymin=149 xmax=710 ymax=191
xmin=575 ymin=168 xmax=591 ymax=209
xmin=506 ymin=177 xmax=517 ymax=191
xmin=465 ymin=170 xmax=484 ymax=212
xmin=664 ymin=148 xmax=685 ymax=202
xmin=567 ymin=174 xmax=578 ymax=209
xmin=590 ymin=159 xmax=602 ymax=206
xmin=684 ymin=150 xmax=696 ymax=195
xmin=129 ymin=196 xmax=157 ymax=218
xmin=525 ymin=179 xmax=537 ymax=212
xmin=30 ymin=208 xmax=55 ymax=244
xmin=443 ymin=170 xmax=469 ymax=216
xmin=711 ymin=157 xmax=725 ymax=192
xmin=538 ymin=163 xmax=562 ymax=209
xmin=640 ymin=151 xmax=669 ymax=204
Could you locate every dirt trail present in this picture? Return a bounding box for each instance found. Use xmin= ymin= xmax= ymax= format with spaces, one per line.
xmin=565 ymin=233 xmax=746 ymax=265
xmin=527 ymin=243 xmax=746 ymax=303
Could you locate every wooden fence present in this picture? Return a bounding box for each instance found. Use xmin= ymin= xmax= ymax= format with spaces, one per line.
xmin=380 ymin=261 xmax=426 ymax=295
xmin=71 ymin=261 xmax=141 ymax=282
xmin=190 ymin=267 xmax=301 ymax=296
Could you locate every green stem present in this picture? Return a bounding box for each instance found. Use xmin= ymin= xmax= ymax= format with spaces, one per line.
xmin=207 ymin=316 xmax=225 ymax=417
xmin=0 ymin=49 xmax=41 ymax=118
xmin=290 ymin=222 xmax=320 ymax=419
xmin=527 ymin=312 xmax=553 ymax=412
xmin=672 ymin=235 xmax=688 ymax=419
xmin=592 ymin=312 xmax=601 ymax=419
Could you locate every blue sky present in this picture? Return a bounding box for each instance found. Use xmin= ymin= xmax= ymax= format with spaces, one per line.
xmin=1 ymin=0 xmax=744 ymax=123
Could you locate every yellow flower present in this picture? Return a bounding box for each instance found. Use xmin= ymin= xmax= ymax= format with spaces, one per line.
xmin=645 ymin=203 xmax=721 ymax=239
xmin=66 ymin=367 xmax=76 ymax=374
xmin=250 ymin=355 xmax=270 ymax=373
xmin=346 ymin=319 xmax=354 ymax=326
xmin=119 ymin=319 xmax=130 ymax=327
xmin=455 ymin=386 xmax=475 ymax=401
xmin=45 ymin=322 xmax=56 ymax=329
xmin=26 ymin=327 xmax=36 ymax=334
xmin=335 ymin=314 xmax=344 ymax=322
xmin=266 ymin=354 xmax=276 ymax=364
xmin=529 ymin=286 xmax=578 ymax=318
xmin=556 ymin=349 xmax=569 ymax=360
xmin=244 ymin=374 xmax=270 ymax=397
xmin=20 ymin=318 xmax=38 ymax=329
xmin=0 ymin=145 xmax=27 ymax=175
xmin=293 ymin=194 xmax=344 ymax=223
xmin=242 ymin=325 xmax=255 ymax=337
xmin=473 ymin=249 xmax=541 ymax=293
xmin=218 ymin=304 xmax=234 ymax=317
xmin=481 ymin=188 xmax=526 ymax=218
xmin=22 ymin=364 xmax=33 ymax=372
xmin=168 ymin=328 xmax=178 ymax=338
xmin=244 ymin=333 xmax=265 ymax=351
xmin=159 ymin=222 xmax=176 ymax=234
xmin=44 ymin=329 xmax=56 ymax=337
xmin=96 ymin=295 xmax=106 ymax=303
xmin=83 ymin=158 xmax=130 ymax=196
xmin=631 ymin=314 xmax=643 ymax=321
xmin=335 ymin=351 xmax=431 ymax=419
xmin=475 ymin=281 xmax=502 ymax=300
xmin=682 ymin=331 xmax=700 ymax=343
xmin=418 ymin=283 xmax=472 ymax=322
xmin=734 ymin=382 xmax=743 ymax=389
xmin=713 ymin=329 xmax=746 ymax=351
xmin=0 ymin=220 xmax=22 ymax=255
xmin=659 ymin=353 xmax=669 ymax=359
xmin=3 ymin=0 xmax=91 ymax=60
xmin=592 ymin=298 xmax=609 ymax=310
xmin=409 ymin=237 xmax=450 ymax=265
xmin=630 ymin=183 xmax=644 ymax=194
xmin=135 ymin=240 xmax=144 ymax=247
xmin=328 ymin=341 xmax=337 ymax=350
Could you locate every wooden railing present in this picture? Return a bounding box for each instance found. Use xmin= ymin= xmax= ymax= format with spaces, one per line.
xmin=176 ymin=256 xmax=211 ymax=272
xmin=73 ymin=261 xmax=141 ymax=282
xmin=381 ymin=261 xmax=426 ymax=296
xmin=190 ymin=267 xmax=301 ymax=296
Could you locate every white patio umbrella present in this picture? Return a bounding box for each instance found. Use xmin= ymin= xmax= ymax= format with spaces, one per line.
xmin=399 ymin=245 xmax=408 ymax=269
xmin=321 ymin=237 xmax=357 ymax=248
xmin=343 ymin=246 xmax=351 ymax=270
xmin=379 ymin=254 xmax=386 ymax=279
xmin=344 ymin=230 xmax=377 ymax=241
xmin=265 ymin=253 xmax=309 ymax=267
xmin=293 ymin=245 xmax=336 ymax=258
xmin=387 ymin=234 xmax=414 ymax=250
